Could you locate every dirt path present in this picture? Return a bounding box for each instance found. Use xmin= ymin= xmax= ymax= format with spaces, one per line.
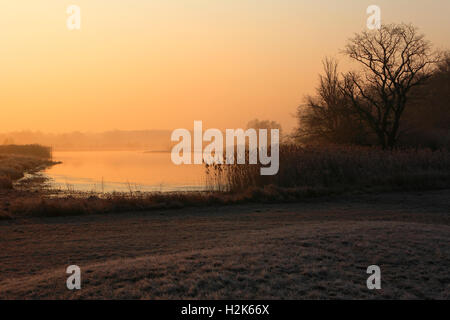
xmin=1 ymin=190 xmax=449 ymax=299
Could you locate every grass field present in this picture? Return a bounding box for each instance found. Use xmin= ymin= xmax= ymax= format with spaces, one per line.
xmin=1 ymin=189 xmax=449 ymax=299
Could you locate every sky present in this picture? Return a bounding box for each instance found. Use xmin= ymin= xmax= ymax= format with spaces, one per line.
xmin=1 ymin=0 xmax=449 ymax=134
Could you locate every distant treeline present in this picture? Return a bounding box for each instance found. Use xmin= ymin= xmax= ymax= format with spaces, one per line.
xmin=0 ymin=130 xmax=173 ymax=151
xmin=0 ymin=144 xmax=52 ymax=159
xmin=0 ymin=126 xmax=284 ymax=152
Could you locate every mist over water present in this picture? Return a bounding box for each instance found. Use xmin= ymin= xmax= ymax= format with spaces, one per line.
xmin=45 ymin=150 xmax=207 ymax=193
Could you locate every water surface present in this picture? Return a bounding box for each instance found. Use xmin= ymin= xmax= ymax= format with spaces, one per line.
xmin=45 ymin=150 xmax=207 ymax=192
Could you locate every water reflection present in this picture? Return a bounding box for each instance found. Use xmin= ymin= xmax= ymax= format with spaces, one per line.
xmin=45 ymin=150 xmax=207 ymax=192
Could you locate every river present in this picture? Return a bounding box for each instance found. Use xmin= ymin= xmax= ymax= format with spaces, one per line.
xmin=44 ymin=150 xmax=207 ymax=193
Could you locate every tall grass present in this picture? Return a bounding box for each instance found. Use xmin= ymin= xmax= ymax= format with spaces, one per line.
xmin=205 ymin=145 xmax=450 ymax=192
xmin=7 ymin=191 xmax=237 ymax=218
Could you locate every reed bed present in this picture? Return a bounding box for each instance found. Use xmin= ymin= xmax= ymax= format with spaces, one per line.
xmin=205 ymin=145 xmax=450 ymax=193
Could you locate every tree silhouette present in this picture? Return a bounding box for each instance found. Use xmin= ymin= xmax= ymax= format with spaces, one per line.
xmin=296 ymin=58 xmax=369 ymax=145
xmin=340 ymin=23 xmax=441 ymax=149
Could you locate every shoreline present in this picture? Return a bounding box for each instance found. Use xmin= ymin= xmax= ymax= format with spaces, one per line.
xmin=2 ymin=145 xmax=450 ymax=220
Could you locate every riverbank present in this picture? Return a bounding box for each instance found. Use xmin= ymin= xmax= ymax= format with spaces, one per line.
xmin=2 ymin=145 xmax=450 ymax=220
xmin=0 ymin=145 xmax=58 ymax=190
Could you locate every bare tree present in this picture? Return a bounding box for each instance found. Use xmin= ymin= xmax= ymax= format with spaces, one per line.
xmin=296 ymin=58 xmax=368 ymax=145
xmin=340 ymin=23 xmax=441 ymax=149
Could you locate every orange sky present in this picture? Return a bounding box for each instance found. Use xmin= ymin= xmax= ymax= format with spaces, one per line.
xmin=1 ymin=0 xmax=449 ymax=134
